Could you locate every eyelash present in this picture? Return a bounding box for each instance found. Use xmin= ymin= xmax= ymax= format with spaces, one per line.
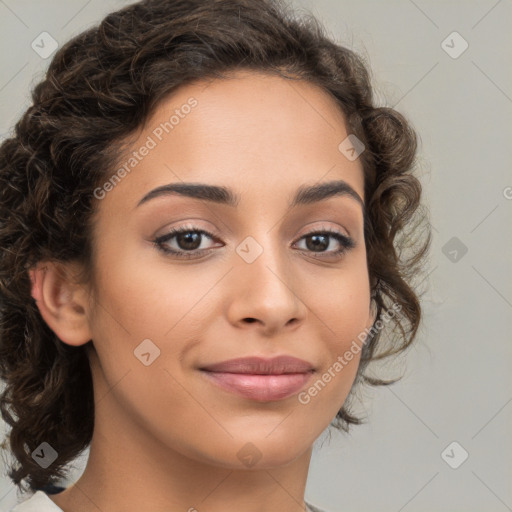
xmin=153 ymin=225 xmax=355 ymax=260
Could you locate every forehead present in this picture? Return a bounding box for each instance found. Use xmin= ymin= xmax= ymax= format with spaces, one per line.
xmin=100 ymin=69 xmax=365 ymax=214
xmin=158 ymin=69 xmax=353 ymax=157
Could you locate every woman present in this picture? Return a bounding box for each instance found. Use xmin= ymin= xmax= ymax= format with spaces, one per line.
xmin=0 ymin=0 xmax=430 ymax=511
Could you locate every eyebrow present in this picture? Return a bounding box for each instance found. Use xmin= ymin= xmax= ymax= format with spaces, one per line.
xmin=136 ymin=180 xmax=364 ymax=211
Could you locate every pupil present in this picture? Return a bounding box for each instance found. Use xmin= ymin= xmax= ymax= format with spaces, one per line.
xmin=308 ymin=234 xmax=327 ymax=251
xmin=179 ymin=232 xmax=201 ymax=250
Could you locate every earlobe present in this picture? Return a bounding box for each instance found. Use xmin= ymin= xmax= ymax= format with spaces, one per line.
xmin=29 ymin=261 xmax=92 ymax=347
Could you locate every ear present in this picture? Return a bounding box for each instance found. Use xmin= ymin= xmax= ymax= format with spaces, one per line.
xmin=28 ymin=261 xmax=92 ymax=347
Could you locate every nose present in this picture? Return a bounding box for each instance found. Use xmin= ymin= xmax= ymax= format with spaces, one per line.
xmin=225 ymin=236 xmax=307 ymax=336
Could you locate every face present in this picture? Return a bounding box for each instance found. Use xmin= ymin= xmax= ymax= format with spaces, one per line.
xmin=83 ymin=70 xmax=375 ymax=469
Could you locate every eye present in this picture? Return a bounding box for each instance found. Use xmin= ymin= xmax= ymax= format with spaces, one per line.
xmin=293 ymin=228 xmax=355 ymax=258
xmin=153 ymin=225 xmax=355 ymax=260
xmin=153 ymin=225 xmax=219 ymax=259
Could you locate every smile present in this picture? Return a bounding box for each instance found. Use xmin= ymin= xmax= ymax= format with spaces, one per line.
xmin=200 ymin=370 xmax=314 ymax=401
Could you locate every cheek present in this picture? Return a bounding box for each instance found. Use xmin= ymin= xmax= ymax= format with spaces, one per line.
xmin=81 ymin=233 xmax=372 ymax=463
xmin=267 ymin=261 xmax=368 ymax=414
xmin=314 ymin=253 xmax=372 ymax=341
xmin=327 ymin=282 xmax=371 ymax=347
xmin=89 ymin=233 xmax=372 ymax=365
xmin=89 ymin=242 xmax=188 ymax=336
xmin=297 ymin=288 xmax=369 ymax=422
xmin=85 ymin=246 xmax=201 ymax=426
xmin=307 ymin=258 xmax=371 ymax=391
xmin=86 ymin=241 xmax=217 ymax=379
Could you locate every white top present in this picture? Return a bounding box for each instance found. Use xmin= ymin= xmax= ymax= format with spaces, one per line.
xmin=10 ymin=491 xmax=63 ymax=511
xmin=10 ymin=490 xmax=325 ymax=512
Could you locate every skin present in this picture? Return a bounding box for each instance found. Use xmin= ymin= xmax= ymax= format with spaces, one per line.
xmin=30 ymin=69 xmax=376 ymax=512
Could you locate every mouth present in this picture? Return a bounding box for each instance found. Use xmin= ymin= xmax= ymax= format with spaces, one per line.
xmin=199 ymin=355 xmax=315 ymax=374
xmin=199 ymin=355 xmax=315 ymax=402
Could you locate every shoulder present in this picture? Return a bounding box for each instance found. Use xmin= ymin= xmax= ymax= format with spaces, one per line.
xmin=305 ymin=501 xmax=329 ymax=512
xmin=11 ymin=492 xmax=325 ymax=512
xmin=9 ymin=490 xmax=64 ymax=512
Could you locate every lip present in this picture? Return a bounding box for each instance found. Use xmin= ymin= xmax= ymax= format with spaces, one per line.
xmin=199 ymin=355 xmax=315 ymax=374
xmin=199 ymin=356 xmax=315 ymax=402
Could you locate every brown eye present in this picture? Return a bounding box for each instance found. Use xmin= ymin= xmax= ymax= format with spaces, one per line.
xmin=154 ymin=226 xmax=219 ymax=259
xmin=294 ymin=229 xmax=355 ymax=257
xmin=153 ymin=226 xmax=355 ymax=260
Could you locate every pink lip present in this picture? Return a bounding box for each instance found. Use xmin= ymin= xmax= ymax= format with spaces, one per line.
xmin=199 ymin=356 xmax=315 ymax=402
xmin=201 ymin=371 xmax=313 ymax=401
xmin=199 ymin=355 xmax=315 ymax=374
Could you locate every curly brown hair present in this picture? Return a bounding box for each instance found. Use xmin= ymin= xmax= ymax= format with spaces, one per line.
xmin=0 ymin=0 xmax=430 ymax=495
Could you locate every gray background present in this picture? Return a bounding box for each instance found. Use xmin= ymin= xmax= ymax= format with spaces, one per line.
xmin=0 ymin=1 xmax=511 ymax=511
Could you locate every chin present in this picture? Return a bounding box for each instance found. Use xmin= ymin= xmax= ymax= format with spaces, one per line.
xmin=222 ymin=435 xmax=312 ymax=470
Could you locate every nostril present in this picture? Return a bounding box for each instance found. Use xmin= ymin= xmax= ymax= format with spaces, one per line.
xmin=244 ymin=318 xmax=257 ymax=323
